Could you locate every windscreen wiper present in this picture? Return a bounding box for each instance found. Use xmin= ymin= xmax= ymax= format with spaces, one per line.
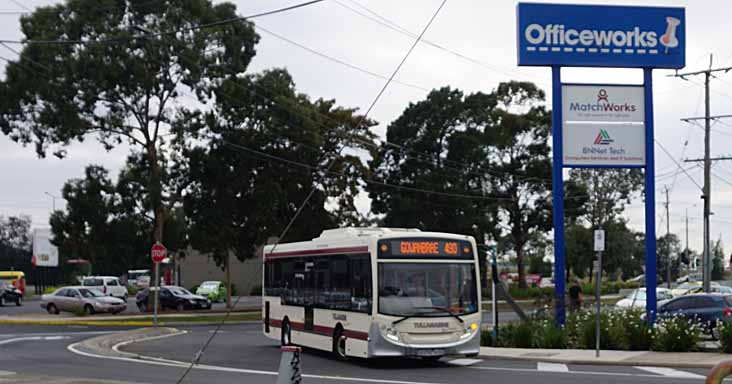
xmin=414 ymin=306 xmax=465 ymax=323
xmin=392 ymin=313 xmax=421 ymax=325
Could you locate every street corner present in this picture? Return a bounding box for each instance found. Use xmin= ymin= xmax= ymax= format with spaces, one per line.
xmin=0 ymin=371 xmax=138 ymax=384
xmin=68 ymin=326 xmax=185 ymax=359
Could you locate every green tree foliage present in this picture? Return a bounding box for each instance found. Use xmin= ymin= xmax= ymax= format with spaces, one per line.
xmin=657 ymin=233 xmax=682 ymax=284
xmin=369 ymin=82 xmax=551 ymax=288
xmin=0 ymin=215 xmax=32 ymax=271
xmin=0 ymin=0 xmax=259 ymax=245
xmin=369 ymin=87 xmax=495 ymax=238
xmin=50 ymin=164 xmax=186 ymax=275
xmin=712 ymin=238 xmax=725 ymax=281
xmin=179 ymin=69 xmax=376 ymax=266
xmin=568 ymin=169 xmax=643 ymax=228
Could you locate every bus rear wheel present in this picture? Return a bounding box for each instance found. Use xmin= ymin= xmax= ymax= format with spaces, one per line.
xmin=332 ymin=327 xmax=347 ymax=360
xmin=281 ymin=319 xmax=292 ymax=346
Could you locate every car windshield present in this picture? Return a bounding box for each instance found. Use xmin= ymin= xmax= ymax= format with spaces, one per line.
xmin=677 ymin=282 xmax=697 ymax=291
xmin=169 ymin=287 xmax=192 ymax=296
xmin=78 ymin=288 xmax=105 ymax=298
xmin=82 ymin=278 xmax=103 ymax=286
xmin=378 ymin=262 xmax=478 ymax=317
xmin=629 ymin=289 xmax=646 ymax=300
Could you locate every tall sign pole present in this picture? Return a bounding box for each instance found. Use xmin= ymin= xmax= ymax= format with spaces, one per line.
xmin=516 ymin=2 xmax=685 ymax=325
xmin=151 ymin=243 xmax=167 ymax=327
xmin=594 ymin=229 xmax=605 ymax=358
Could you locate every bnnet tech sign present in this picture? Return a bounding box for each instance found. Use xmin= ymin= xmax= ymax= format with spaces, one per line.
xmin=517 ymin=3 xmax=685 ymax=68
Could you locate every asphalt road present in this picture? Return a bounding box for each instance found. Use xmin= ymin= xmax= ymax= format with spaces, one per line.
xmin=0 ymin=322 xmax=718 ymax=384
xmin=0 ymin=295 xmax=262 ymax=317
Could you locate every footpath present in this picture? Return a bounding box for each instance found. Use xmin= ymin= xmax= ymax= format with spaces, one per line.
xmin=480 ymin=346 xmax=732 ymax=369
xmin=0 ymin=310 xmax=260 ymax=326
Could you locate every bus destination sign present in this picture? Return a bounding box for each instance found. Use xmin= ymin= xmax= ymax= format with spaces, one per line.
xmin=378 ymin=239 xmax=473 ymax=259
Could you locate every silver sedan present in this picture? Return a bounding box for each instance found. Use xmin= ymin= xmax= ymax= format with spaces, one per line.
xmin=40 ymin=286 xmax=126 ymax=315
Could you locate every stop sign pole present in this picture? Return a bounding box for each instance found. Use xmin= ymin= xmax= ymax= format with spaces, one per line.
xmin=151 ymin=243 xmax=167 ymax=327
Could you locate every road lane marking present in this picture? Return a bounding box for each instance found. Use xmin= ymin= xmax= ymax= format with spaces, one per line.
xmin=445 ymin=358 xmax=482 ymax=366
xmin=0 ymin=331 xmax=113 ymax=338
xmin=0 ymin=336 xmax=70 ymax=345
xmin=70 ymin=335 xmax=445 ymax=384
xmin=635 ymin=366 xmax=705 ymax=379
xmin=470 ymin=366 xmax=704 ymax=380
xmin=537 ymin=362 xmax=568 ymax=372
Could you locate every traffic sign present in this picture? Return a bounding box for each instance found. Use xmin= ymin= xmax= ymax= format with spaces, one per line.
xmin=594 ymin=230 xmax=605 ymax=252
xmin=151 ymin=243 xmax=167 ymax=263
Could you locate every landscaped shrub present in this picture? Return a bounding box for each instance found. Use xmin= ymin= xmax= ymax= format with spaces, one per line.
xmin=652 ymin=315 xmax=702 ymax=352
xmin=608 ymin=309 xmax=653 ymax=351
xmin=718 ymin=320 xmax=732 ymax=353
xmin=481 ymin=329 xmax=495 ymax=347
xmin=497 ymin=321 xmax=533 ymax=348
xmin=533 ymin=318 xmax=567 ymax=349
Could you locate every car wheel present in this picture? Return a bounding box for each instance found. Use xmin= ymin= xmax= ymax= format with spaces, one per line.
xmin=0 ymin=295 xmax=5 ymax=307
xmin=15 ymin=296 xmax=22 ymax=306
xmin=123 ymin=294 xmax=128 ymax=301
xmin=281 ymin=319 xmax=292 ymax=346
xmin=47 ymin=303 xmax=59 ymax=315
xmin=332 ymin=327 xmax=347 ymax=360
xmin=176 ymin=302 xmax=185 ymax=311
xmin=84 ymin=304 xmax=94 ymax=316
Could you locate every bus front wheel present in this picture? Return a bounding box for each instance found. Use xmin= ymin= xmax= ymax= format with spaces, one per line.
xmin=281 ymin=319 xmax=292 ymax=346
xmin=332 ymin=327 xmax=347 ymax=360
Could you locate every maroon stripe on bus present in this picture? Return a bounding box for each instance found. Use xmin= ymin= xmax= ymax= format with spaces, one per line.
xmin=269 ymin=320 xmax=369 ymax=341
xmin=264 ymin=246 xmax=368 ymax=260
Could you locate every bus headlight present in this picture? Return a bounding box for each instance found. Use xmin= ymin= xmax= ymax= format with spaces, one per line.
xmin=460 ymin=323 xmax=478 ymax=339
xmin=384 ymin=327 xmax=400 ymax=342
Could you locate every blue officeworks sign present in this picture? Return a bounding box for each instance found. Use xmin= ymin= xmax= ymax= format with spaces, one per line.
xmin=517 ymin=3 xmax=685 ymax=69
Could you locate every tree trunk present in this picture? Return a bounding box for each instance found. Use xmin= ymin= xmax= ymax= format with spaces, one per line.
xmin=516 ymin=244 xmax=527 ymax=289
xmin=225 ymin=252 xmax=232 ymax=309
xmin=146 ymin=142 xmax=165 ymax=244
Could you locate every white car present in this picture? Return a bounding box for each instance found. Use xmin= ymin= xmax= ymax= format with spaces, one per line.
xmin=81 ymin=276 xmax=128 ymax=300
xmin=615 ymin=287 xmax=672 ymax=309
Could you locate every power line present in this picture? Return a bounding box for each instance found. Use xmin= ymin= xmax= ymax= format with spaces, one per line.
xmin=254 ymin=24 xmax=430 ymax=92
xmin=0 ymin=0 xmax=326 ymax=45
xmin=332 ymin=0 xmax=549 ymax=87
xmin=655 ymin=139 xmax=704 ymax=190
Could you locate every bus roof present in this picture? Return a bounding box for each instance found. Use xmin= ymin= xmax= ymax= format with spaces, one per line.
xmin=264 ymin=227 xmax=474 ymax=259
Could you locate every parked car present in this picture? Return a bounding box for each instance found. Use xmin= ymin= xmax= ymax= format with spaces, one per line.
xmin=81 ymin=276 xmax=128 ymax=300
xmin=682 ymin=284 xmax=732 ymax=296
xmin=657 ymin=293 xmax=732 ymax=338
xmin=40 ymin=286 xmax=126 ymax=315
xmin=671 ymin=281 xmax=702 ymax=297
xmin=0 ymin=280 xmax=22 ymax=306
xmin=615 ymin=287 xmax=672 ymax=309
xmin=195 ymin=281 xmax=227 ymax=303
xmin=136 ymin=286 xmax=211 ymax=312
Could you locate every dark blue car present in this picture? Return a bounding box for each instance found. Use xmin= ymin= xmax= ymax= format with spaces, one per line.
xmin=657 ymin=294 xmax=732 ymax=338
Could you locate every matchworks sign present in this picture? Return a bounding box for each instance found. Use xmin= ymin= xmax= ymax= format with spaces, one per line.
xmin=562 ymin=85 xmax=645 ymax=166
xmin=517 ymin=3 xmax=685 ymax=69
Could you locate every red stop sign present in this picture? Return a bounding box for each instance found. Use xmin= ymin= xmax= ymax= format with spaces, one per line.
xmin=151 ymin=243 xmax=167 ymax=263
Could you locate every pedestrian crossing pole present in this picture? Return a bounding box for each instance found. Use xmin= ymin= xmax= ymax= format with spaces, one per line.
xmin=594 ymin=229 xmax=605 ymax=358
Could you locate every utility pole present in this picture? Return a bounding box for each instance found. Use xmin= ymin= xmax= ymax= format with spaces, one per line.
xmin=664 ymin=187 xmax=671 ymax=289
xmin=674 ymin=54 xmax=732 ymax=293
xmin=685 ymin=208 xmax=690 ymax=270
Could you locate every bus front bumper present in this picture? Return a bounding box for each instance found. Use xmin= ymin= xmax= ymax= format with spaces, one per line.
xmin=367 ymin=323 xmax=480 ymax=358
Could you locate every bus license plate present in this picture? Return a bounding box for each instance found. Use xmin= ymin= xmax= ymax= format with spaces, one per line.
xmin=416 ymin=349 xmax=444 ymax=357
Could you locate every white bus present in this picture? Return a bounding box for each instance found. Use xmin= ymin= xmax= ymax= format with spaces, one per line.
xmin=262 ymin=228 xmax=481 ymax=359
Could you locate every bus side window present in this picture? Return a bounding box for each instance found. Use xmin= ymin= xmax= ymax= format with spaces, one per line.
xmin=349 ymin=254 xmax=372 ymax=313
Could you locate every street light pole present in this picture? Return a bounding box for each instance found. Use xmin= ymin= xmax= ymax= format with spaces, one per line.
xmin=44 ymin=192 xmax=57 ymax=211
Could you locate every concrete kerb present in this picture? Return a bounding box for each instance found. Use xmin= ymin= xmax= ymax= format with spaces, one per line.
xmin=479 ymin=347 xmax=732 ymax=369
xmin=72 ymin=327 xmax=186 ymax=359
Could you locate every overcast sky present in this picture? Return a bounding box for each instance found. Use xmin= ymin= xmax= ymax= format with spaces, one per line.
xmin=2 ymin=0 xmax=732 ymax=258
